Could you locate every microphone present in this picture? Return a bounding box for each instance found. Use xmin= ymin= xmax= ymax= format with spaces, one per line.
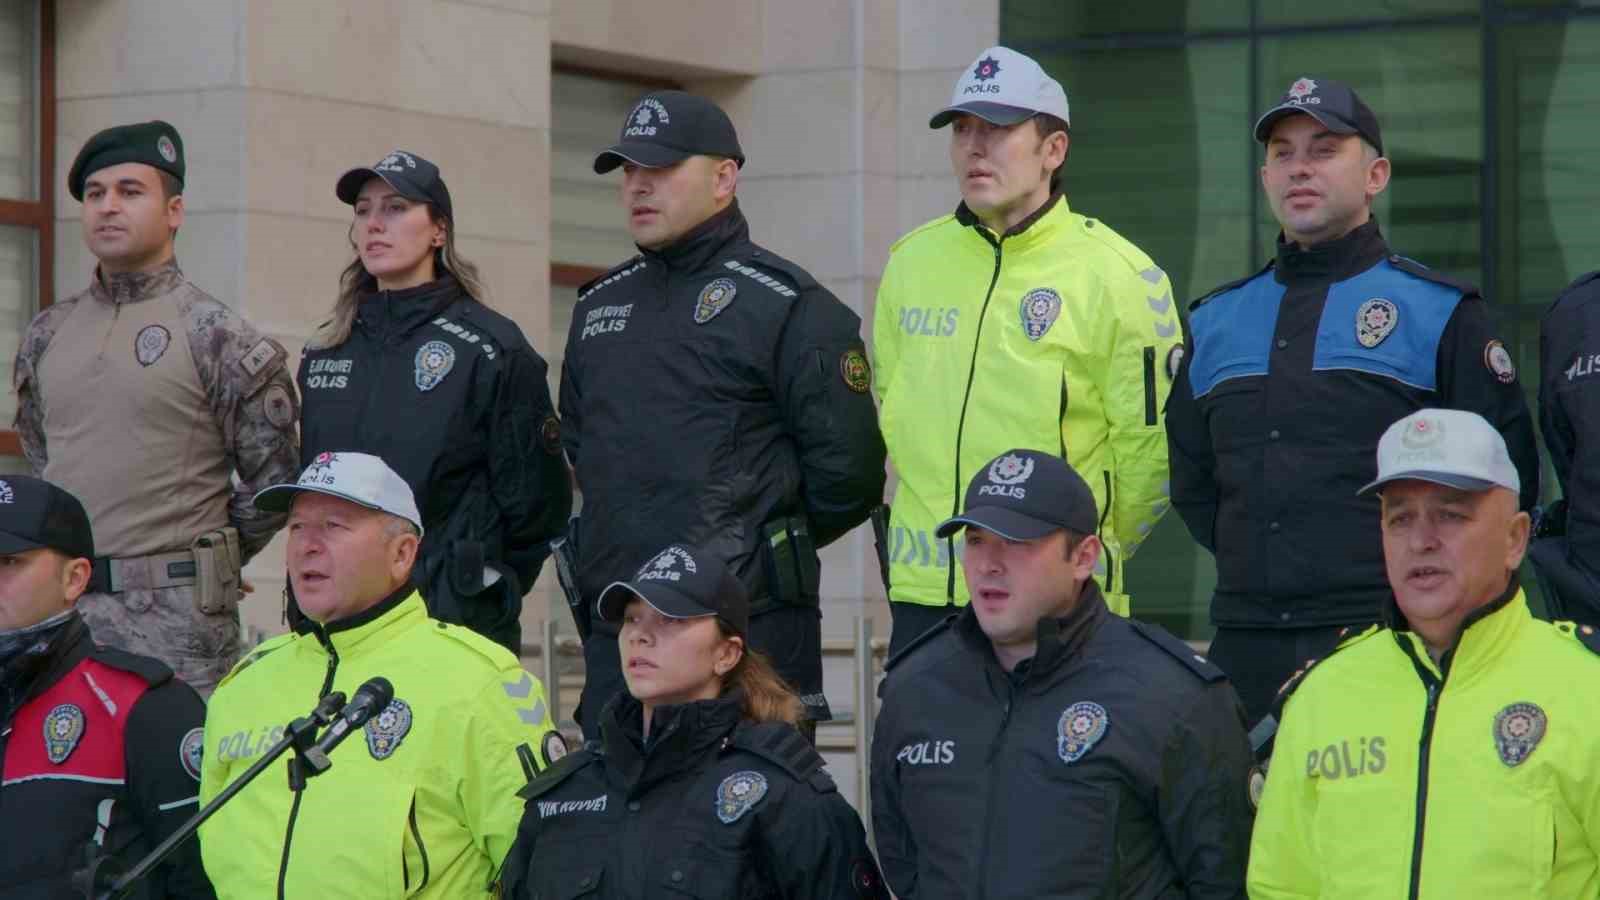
xmin=302 ymin=677 xmax=395 ymax=774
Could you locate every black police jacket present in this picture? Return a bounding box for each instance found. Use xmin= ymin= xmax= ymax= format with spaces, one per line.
xmin=0 ymin=614 xmax=214 ymax=899
xmin=1535 ymin=270 xmax=1600 ymax=622
xmin=1167 ymin=222 xmax=1539 ymax=629
xmin=870 ymin=583 xmax=1254 ymax=900
xmin=560 ymin=201 xmax=886 ymax=613
xmin=298 ymin=275 xmax=572 ymax=646
xmin=499 ymin=690 xmax=888 ymax=900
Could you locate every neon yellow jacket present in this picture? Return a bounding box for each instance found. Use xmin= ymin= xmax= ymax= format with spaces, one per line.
xmin=198 ymin=591 xmax=560 ymax=899
xmin=1250 ymin=589 xmax=1600 ymax=899
xmin=873 ymin=196 xmax=1178 ymax=614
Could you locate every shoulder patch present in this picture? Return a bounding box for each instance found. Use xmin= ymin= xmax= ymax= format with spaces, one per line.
xmin=1127 ymin=619 xmax=1225 ymax=682
xmin=882 ymin=613 xmax=957 ymax=674
xmin=730 ymin=722 xmax=829 ymax=790
xmin=515 ymin=747 xmax=599 ymax=801
xmin=1386 ymin=255 xmax=1477 ymax=297
xmin=89 ymin=646 xmax=174 ymax=687
xmin=577 ymin=256 xmax=646 ymax=303
xmin=1189 ymin=261 xmax=1275 ymax=313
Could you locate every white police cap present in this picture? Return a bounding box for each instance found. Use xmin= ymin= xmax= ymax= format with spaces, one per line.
xmin=930 ymin=46 xmax=1071 ymax=129
xmin=1358 ymin=408 xmax=1519 ymax=497
xmin=254 ymin=451 xmax=424 ymax=535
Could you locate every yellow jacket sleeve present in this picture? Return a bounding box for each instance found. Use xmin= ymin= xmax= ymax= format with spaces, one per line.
xmin=461 ymin=667 xmax=558 ymax=873
xmin=1247 ymin=695 xmax=1321 ymax=900
xmin=1099 ymin=263 xmax=1176 ymax=565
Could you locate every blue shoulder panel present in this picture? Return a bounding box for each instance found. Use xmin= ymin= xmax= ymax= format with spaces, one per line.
xmin=1186 ymin=272 xmax=1285 ymax=398
xmin=1312 ymin=259 xmax=1462 ymax=391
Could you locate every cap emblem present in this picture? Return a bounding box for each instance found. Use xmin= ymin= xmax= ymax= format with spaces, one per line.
xmin=1399 ymin=416 xmax=1445 ymax=450
xmin=1493 ymin=702 xmax=1546 ymax=767
xmin=624 ymin=98 xmax=671 ymax=138
xmin=974 ymin=55 xmax=1001 ymax=82
xmin=302 ymin=451 xmax=340 ymax=485
xmin=1020 ymin=288 xmax=1062 ymax=341
xmin=1287 ymin=77 xmax=1318 ymax=101
xmin=375 ymin=151 xmax=417 ymax=173
xmin=414 ymin=339 xmax=456 ymax=392
xmin=1355 ymin=297 xmax=1399 ymax=348
xmin=156 ymin=134 xmax=177 ymax=164
xmin=44 ymin=703 xmax=87 ymax=764
xmin=1057 ymin=701 xmax=1109 ymax=764
xmin=715 ymin=770 xmax=769 ymax=824
xmin=638 ymin=545 xmax=698 ymax=583
xmin=1485 ymin=340 xmax=1516 ymax=384
xmin=365 ymin=698 xmax=413 ymax=761
xmin=693 ymin=278 xmax=738 ymax=324
xmin=0 ymin=480 xmax=12 ymax=504
xmin=988 ymin=453 xmax=1035 ymax=486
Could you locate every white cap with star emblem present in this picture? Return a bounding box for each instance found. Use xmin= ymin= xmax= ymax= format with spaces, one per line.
xmin=930 ymin=46 xmax=1071 ymax=129
xmin=1359 ymin=408 xmax=1519 ymax=497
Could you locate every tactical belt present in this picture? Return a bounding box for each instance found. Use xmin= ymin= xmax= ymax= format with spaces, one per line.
xmin=90 ymin=550 xmax=199 ymax=594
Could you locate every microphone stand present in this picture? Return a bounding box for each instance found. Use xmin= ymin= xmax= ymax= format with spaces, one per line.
xmin=77 ymin=692 xmax=347 ymax=900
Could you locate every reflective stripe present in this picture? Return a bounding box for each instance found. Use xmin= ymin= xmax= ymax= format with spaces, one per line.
xmin=2 ymin=773 xmax=125 ymax=787
xmin=158 ymin=795 xmax=200 ymax=812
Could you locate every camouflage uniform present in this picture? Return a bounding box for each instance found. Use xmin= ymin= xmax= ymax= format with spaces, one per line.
xmin=13 ymin=260 xmax=300 ymax=694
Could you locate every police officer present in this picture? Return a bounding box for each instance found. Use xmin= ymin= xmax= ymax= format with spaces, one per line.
xmin=1250 ymin=409 xmax=1600 ymax=898
xmin=298 ymin=150 xmax=572 ymax=653
xmin=874 ymin=46 xmax=1177 ymax=655
xmin=499 ymin=543 xmax=888 ymax=900
xmin=12 ymin=120 xmax=300 ymax=695
xmin=199 ymin=453 xmax=563 ymax=898
xmin=1166 ymin=78 xmax=1540 ymax=724
xmin=561 ymin=91 xmax=886 ymax=738
xmin=871 ymin=450 xmax=1253 ymax=900
xmin=0 ymin=476 xmax=213 ymax=899
xmin=1533 ymin=270 xmax=1600 ymax=624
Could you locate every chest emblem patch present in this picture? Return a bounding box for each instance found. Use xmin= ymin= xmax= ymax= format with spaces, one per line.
xmin=715 ymin=770 xmax=769 ymax=824
xmin=1493 ymin=702 xmax=1546 ymax=767
xmin=1020 ymin=288 xmax=1062 ymax=341
xmin=44 ymin=703 xmax=87 ymax=764
xmin=840 ymin=349 xmax=871 ymax=393
xmin=134 ymin=324 xmax=172 ymax=366
xmin=694 ymin=278 xmax=738 ymax=324
xmin=1356 ymin=297 xmax=1399 ymax=348
xmin=365 ymin=697 xmax=413 ymax=760
xmin=179 ymin=727 xmax=205 ymax=781
xmin=414 ymin=340 xmax=456 ymax=392
xmin=1057 ymin=700 xmax=1109 ymax=764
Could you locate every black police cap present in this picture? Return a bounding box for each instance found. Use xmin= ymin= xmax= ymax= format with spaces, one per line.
xmin=68 ymin=120 xmax=185 ymax=202
xmin=0 ymin=475 xmax=95 ymax=561
xmin=596 ymin=543 xmax=750 ymax=636
xmin=594 ymin=91 xmax=745 ymax=174
xmin=335 ymin=150 xmax=455 ymax=223
xmin=936 ymin=449 xmax=1099 ymax=541
xmin=1254 ymin=76 xmax=1384 ymax=156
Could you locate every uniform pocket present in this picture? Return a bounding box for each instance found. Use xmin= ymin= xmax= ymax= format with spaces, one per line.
xmin=659 ymin=851 xmax=747 ymax=899
xmin=531 ymin=862 xmax=605 ymax=899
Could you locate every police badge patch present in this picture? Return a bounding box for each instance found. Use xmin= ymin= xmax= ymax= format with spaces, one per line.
xmin=1248 ymin=764 xmax=1267 ymax=810
xmin=44 ymin=703 xmax=87 ymax=764
xmin=694 ymin=278 xmax=738 ymax=324
xmin=414 ymin=340 xmax=455 ymax=392
xmin=179 ymin=727 xmax=205 ymax=781
xmin=1355 ymin=298 xmax=1399 ymax=348
xmin=1020 ymin=288 xmax=1062 ymax=342
xmin=262 ymin=384 xmax=295 ymax=429
xmin=715 ymin=770 xmax=769 ymax=824
xmin=365 ymin=698 xmax=413 ymax=761
xmin=134 ymin=324 xmax=171 ymax=367
xmin=1166 ymin=344 xmax=1185 ymax=380
xmin=1485 ymin=340 xmax=1517 ymax=384
xmin=840 ymin=349 xmax=871 ymax=393
xmin=1493 ymin=702 xmax=1546 ymax=767
xmin=542 ymin=730 xmax=569 ymax=764
xmin=1057 ymin=701 xmax=1109 ymax=764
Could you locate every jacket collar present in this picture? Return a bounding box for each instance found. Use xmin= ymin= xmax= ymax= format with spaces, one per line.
xmin=956 ymin=577 xmax=1109 ymax=687
xmin=1390 ymin=577 xmax=1524 ymax=683
xmin=90 ymin=259 xmax=185 ymax=305
xmin=1273 ymin=219 xmax=1388 ymax=285
xmin=1 ymin=613 xmax=90 ymax=724
xmin=954 ymin=191 xmax=1067 ymax=251
xmin=299 ymin=585 xmax=423 ymax=656
xmin=354 ymin=275 xmax=462 ymax=340
xmin=639 ymin=201 xmax=749 ymax=274
xmin=599 ymin=689 xmax=744 ymax=795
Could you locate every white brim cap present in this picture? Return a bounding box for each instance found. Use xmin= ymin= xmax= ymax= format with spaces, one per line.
xmin=1358 ymin=408 xmax=1519 ymax=497
xmin=930 ymin=45 xmax=1070 ymax=129
xmin=254 ymin=451 xmax=424 ymax=536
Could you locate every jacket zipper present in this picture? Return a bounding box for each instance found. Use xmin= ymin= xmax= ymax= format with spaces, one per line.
xmin=1142 ymin=346 xmax=1157 ymax=426
xmin=1407 ymin=673 xmax=1442 ymax=900
xmin=1099 ymin=472 xmax=1115 ymax=594
xmin=975 ymin=688 xmax=1015 ymax=900
xmin=278 ymin=640 xmax=341 ymax=899
xmin=406 ymin=798 xmax=431 ymax=891
xmin=948 ymin=238 xmax=1005 ymax=599
xmin=357 ymin=290 xmax=392 ymax=441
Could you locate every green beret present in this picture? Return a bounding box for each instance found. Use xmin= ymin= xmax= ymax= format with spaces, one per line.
xmin=68 ymin=120 xmax=185 ymax=201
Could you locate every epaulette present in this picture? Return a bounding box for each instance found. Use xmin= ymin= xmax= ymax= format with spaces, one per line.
xmin=1128 ymin=619 xmax=1225 ymax=683
xmin=1557 ymin=621 xmax=1600 ymax=656
xmin=730 ymin=722 xmax=834 ymax=794
xmin=515 ymin=747 xmax=599 ymax=801
xmin=1249 ymin=623 xmax=1380 ymax=762
xmin=888 ymin=213 xmax=958 ymax=254
xmin=881 ymin=613 xmax=957 ymax=675
xmin=1386 ymin=254 xmax=1478 ymax=296
xmin=717 ymin=252 xmax=810 ymax=299
xmin=1549 ymin=271 xmax=1600 ymax=312
xmin=429 ymin=619 xmax=514 ymax=666
xmin=1188 ymin=260 xmax=1274 ymax=312
xmin=576 ymin=255 xmax=646 ymax=302
xmin=215 ymin=632 xmax=294 ymax=690
xmin=90 ymin=645 xmax=174 ymax=687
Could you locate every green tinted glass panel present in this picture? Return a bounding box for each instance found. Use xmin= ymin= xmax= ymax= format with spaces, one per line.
xmin=1003 ymin=0 xmax=1246 ymax=38
xmin=1258 ymin=0 xmax=1476 ymax=27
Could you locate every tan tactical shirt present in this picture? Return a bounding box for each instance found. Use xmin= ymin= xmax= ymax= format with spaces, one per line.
xmin=13 ymin=260 xmax=300 ymax=560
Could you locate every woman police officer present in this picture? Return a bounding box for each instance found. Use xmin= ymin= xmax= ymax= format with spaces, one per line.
xmin=499 ymin=543 xmax=888 ymax=899
xmin=295 ymin=150 xmax=571 ymax=653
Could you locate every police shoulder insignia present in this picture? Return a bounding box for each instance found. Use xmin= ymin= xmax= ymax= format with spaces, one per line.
xmin=134 ymin=324 xmax=172 ymax=366
xmin=840 ymin=349 xmax=871 ymax=394
xmin=1493 ymin=702 xmax=1547 ymax=767
xmin=44 ymin=703 xmax=87 ymax=764
xmin=1248 ymin=763 xmax=1268 ymax=810
xmin=365 ymin=698 xmax=413 ymax=760
xmin=1020 ymin=287 xmax=1062 ymax=341
xmin=715 ymin=770 xmax=769 ymax=824
xmin=1355 ymin=297 xmax=1399 ymax=348
xmin=542 ymin=729 xmax=569 ymax=765
xmin=414 ymin=340 xmax=456 ymax=392
xmin=262 ymin=384 xmax=295 ymax=429
xmin=694 ymin=277 xmax=738 ymax=324
xmin=1165 ymin=343 xmax=1185 ymax=380
xmin=179 ymin=727 xmax=205 ymax=781
xmin=1484 ymin=339 xmax=1517 ymax=384
xmin=1057 ymin=701 xmax=1109 ymax=764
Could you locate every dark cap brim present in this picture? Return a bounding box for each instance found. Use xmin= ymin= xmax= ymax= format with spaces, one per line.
xmin=930 ymin=102 xmax=1037 ymax=129
xmin=1357 ymin=471 xmax=1499 ymax=497
xmin=934 ymin=506 xmax=1065 ymax=541
xmin=0 ymin=530 xmax=47 ymax=556
xmin=335 ymin=167 xmax=432 ymax=206
xmin=596 ymin=580 xmax=718 ymax=624
xmin=1253 ymin=105 xmax=1360 ymax=144
xmin=593 ymin=142 xmax=695 ymax=174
